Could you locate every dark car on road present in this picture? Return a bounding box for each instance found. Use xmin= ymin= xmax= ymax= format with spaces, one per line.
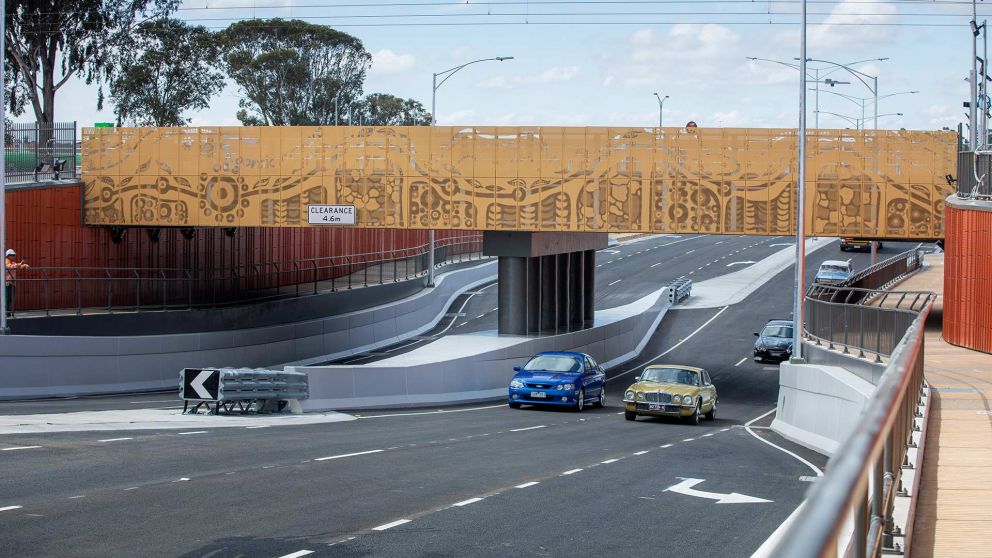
xmin=753 ymin=319 xmax=794 ymax=363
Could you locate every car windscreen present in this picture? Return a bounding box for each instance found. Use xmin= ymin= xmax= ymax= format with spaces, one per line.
xmin=640 ymin=367 xmax=699 ymax=386
xmin=761 ymin=326 xmax=793 ymax=338
xmin=819 ymin=265 xmax=849 ymax=273
xmin=522 ymin=355 xmax=582 ymax=373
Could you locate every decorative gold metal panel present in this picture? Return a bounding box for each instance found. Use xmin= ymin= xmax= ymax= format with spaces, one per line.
xmin=82 ymin=126 xmax=956 ymax=239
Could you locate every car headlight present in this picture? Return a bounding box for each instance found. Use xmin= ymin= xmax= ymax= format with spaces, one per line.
xmin=510 ymin=379 xmax=524 ymax=388
xmin=558 ymin=383 xmax=574 ymax=391
xmin=636 ymin=392 xmax=645 ymax=401
xmin=673 ymin=394 xmax=682 ymax=404
xmin=755 ymin=342 xmax=765 ymax=351
xmin=625 ymin=390 xmax=635 ymax=400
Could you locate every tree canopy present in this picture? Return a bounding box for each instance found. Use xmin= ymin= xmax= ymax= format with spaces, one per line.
xmin=4 ymin=0 xmax=179 ymax=124
xmin=353 ymin=93 xmax=432 ymax=126
xmin=108 ymin=19 xmax=224 ymax=127
xmin=220 ymin=19 xmax=371 ymax=126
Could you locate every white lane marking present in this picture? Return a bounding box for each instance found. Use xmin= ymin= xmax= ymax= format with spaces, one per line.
xmin=744 ymin=409 xmax=823 ymax=477
xmin=372 ymin=519 xmax=411 ymax=531
xmin=769 ymin=243 xmax=793 ymax=247
xmin=562 ymin=468 xmax=583 ymax=475
xmin=124 ymin=487 xmax=139 ymax=491
xmin=650 ymin=262 xmax=663 ymax=268
xmin=703 ymin=433 xmax=714 ymax=437
xmin=278 ymin=551 xmax=314 ymax=558
xmin=98 ymin=437 xmax=133 ymax=443
xmin=173 ymin=478 xmax=190 ymax=482
xmin=68 ymin=495 xmax=85 ymax=500
xmin=315 ymin=449 xmax=384 ymax=461
xmin=177 ymin=431 xmax=207 ymax=436
xmin=0 ymin=506 xmax=23 ymax=512
xmin=1 ymin=446 xmax=42 ymax=451
xmin=453 ymin=497 xmax=484 ymax=507
xmin=358 ymin=404 xmax=505 ymax=419
xmin=734 ymin=357 xmax=748 ymax=367
xmin=245 ymin=425 xmax=270 ymax=429
xmin=686 ymin=249 xmax=696 ymax=254
xmin=610 ymin=306 xmax=730 ymax=381
xmin=516 ymin=481 xmax=540 ymax=489
xmin=683 ymin=438 xmax=695 ymax=442
xmin=721 ymin=428 xmax=730 ymax=432
xmin=715 ymin=241 xmax=724 ymax=245
xmin=660 ymin=443 xmax=673 ymax=448
xmin=510 ymin=425 xmax=547 ymax=432
xmin=727 ymin=261 xmax=757 ymax=267
xmin=665 ymin=478 xmax=772 ymax=504
xmin=608 ymin=279 xmax=622 ymax=286
xmin=601 ymin=458 xmax=620 ymax=464
xmin=475 ymin=314 xmax=486 ymax=319
xmin=633 ymin=450 xmax=649 ymax=456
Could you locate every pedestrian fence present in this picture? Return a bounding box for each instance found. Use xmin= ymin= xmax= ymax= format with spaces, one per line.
xmin=4 ymin=121 xmax=78 ymax=184
xmin=5 ymin=235 xmax=486 ymax=316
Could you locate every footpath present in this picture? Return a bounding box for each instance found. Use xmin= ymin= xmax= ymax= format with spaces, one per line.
xmin=896 ymin=254 xmax=992 ymax=558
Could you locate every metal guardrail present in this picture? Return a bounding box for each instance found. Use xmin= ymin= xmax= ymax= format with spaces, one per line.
xmin=808 ymin=248 xmax=923 ymax=304
xmin=805 ymin=288 xmax=934 ymax=361
xmin=771 ymin=298 xmax=931 ymax=557
xmin=180 ymin=367 xmax=309 ymax=415
xmin=4 ymin=121 xmax=78 ymax=184
xmin=666 ymin=276 xmax=692 ymax=304
xmin=5 ymin=236 xmax=486 ymax=316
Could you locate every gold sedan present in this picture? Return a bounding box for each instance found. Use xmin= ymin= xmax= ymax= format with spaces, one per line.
xmin=622 ymin=365 xmax=717 ymax=425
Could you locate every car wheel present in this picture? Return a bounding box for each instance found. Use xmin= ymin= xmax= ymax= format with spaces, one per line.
xmin=705 ymin=399 xmax=716 ymax=421
xmin=686 ymin=399 xmax=701 ymax=425
xmin=509 ymin=401 xmax=521 ymax=409
xmin=594 ymin=388 xmax=606 ymax=408
xmin=624 ymin=410 xmax=637 ymax=421
xmin=574 ymin=388 xmax=585 ymax=412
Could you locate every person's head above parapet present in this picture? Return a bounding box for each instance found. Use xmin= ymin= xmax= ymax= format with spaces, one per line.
xmin=685 ymin=121 xmax=698 ymax=129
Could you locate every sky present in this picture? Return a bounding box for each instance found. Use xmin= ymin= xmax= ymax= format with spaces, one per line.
xmin=44 ymin=0 xmax=992 ymax=131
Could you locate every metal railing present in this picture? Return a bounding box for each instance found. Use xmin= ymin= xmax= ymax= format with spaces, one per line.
xmin=805 ymin=287 xmax=934 ymax=361
xmin=5 ymin=236 xmax=487 ymax=316
xmin=4 ymin=121 xmax=78 ymax=184
xmin=808 ymin=248 xmax=923 ymax=305
xmin=771 ymin=296 xmax=931 ymax=557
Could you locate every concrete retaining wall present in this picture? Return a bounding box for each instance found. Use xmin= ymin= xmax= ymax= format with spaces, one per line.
xmin=0 ymin=261 xmax=496 ymax=400
xmin=292 ymin=284 xmax=673 ymax=411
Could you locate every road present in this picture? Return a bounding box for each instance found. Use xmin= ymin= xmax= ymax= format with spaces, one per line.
xmin=0 ymin=239 xmax=921 ymax=557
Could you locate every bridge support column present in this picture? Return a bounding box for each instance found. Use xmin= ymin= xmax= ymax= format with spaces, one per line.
xmin=484 ymin=232 xmax=608 ymax=335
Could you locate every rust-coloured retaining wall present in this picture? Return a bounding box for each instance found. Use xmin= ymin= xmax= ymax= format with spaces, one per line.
xmin=944 ymin=196 xmax=992 ymax=353
xmin=4 ymin=182 xmax=477 ymax=311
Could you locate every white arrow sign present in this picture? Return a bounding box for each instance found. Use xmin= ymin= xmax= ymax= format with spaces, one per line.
xmin=190 ymin=370 xmax=215 ymax=400
xmin=726 ymin=261 xmax=757 ymax=267
xmin=664 ymin=478 xmax=772 ymax=504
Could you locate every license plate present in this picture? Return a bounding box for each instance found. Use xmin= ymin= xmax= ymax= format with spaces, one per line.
xmin=530 ymin=391 xmax=547 ymax=399
xmin=648 ymin=404 xmax=661 ymax=411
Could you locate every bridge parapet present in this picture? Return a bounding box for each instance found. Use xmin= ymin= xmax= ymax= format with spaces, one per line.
xmin=81 ymin=126 xmax=955 ymax=240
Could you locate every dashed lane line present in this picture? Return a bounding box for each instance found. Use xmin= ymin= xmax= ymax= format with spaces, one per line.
xmin=452 ymin=497 xmax=484 ymax=507
xmin=735 ymin=357 xmax=748 ymax=367
xmin=561 ymin=468 xmax=583 ymax=475
xmin=1 ymin=446 xmax=42 ymax=451
xmin=315 ymin=449 xmax=384 ymax=461
xmin=0 ymin=506 xmax=23 ymax=512
xmin=98 ymin=437 xmax=133 ymax=442
xmin=277 ymin=551 xmax=314 ymax=558
xmin=515 ymin=481 xmax=540 ymax=489
xmin=608 ymin=279 xmax=622 ymax=286
xmin=633 ymin=450 xmax=649 ymax=456
xmin=510 ymin=425 xmax=547 ymax=432
xmin=372 ymin=519 xmax=412 ymax=531
xmin=601 ymin=459 xmax=620 ymax=464
xmin=177 ymin=431 xmax=207 ymax=436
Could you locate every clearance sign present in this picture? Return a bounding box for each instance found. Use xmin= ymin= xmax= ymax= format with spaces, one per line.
xmin=308 ymin=204 xmax=356 ymax=225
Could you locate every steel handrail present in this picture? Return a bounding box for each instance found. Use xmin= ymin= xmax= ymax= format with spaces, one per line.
xmin=770 ymin=301 xmax=931 ymax=557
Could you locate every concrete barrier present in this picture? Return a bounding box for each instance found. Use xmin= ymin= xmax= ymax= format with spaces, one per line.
xmin=291 ymin=284 xmax=673 ymax=411
xmin=0 ymin=261 xmax=496 ymax=400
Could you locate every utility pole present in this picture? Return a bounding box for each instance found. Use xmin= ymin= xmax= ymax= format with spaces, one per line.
xmin=793 ymin=0 xmax=808 ymax=362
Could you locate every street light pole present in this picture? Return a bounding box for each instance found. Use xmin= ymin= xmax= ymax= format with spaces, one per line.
xmin=793 ymin=0 xmax=808 ymax=362
xmin=653 ymin=93 xmax=669 ymax=128
xmin=428 ymin=56 xmax=513 ymax=286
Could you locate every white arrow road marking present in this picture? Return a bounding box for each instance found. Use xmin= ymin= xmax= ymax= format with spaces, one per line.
xmin=664 ymin=478 xmax=772 ymax=504
xmin=726 ymin=261 xmax=757 ymax=267
xmin=190 ymin=370 xmax=214 ymax=399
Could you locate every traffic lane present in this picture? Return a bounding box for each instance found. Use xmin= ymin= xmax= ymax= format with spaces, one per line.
xmin=302 ymin=426 xmax=812 ymax=558
xmin=0 ymin=391 xmax=181 ymax=416
xmin=1 ymin=411 xmax=770 ymax=557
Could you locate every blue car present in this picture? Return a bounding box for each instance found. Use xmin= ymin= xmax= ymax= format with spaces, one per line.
xmin=508 ymin=351 xmax=607 ymax=411
xmin=753 ymin=319 xmax=794 ymax=363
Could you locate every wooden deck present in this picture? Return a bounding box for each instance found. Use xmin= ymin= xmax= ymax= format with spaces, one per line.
xmin=896 ymin=255 xmax=992 ymax=558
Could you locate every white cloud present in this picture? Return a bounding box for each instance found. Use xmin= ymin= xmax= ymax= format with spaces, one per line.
xmin=776 ymin=0 xmax=898 ymax=50
xmin=477 ymin=66 xmax=580 ymax=89
xmin=371 ymin=49 xmax=416 ymax=75
xmin=602 ymin=75 xmax=615 ymax=87
xmin=436 ymin=109 xmax=476 ymax=125
xmin=631 ymin=29 xmax=654 ymax=46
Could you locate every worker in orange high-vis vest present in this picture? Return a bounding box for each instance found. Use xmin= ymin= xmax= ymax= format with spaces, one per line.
xmin=5 ymin=249 xmax=29 ymax=316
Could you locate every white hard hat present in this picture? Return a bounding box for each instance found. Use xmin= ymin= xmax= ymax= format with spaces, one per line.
xmin=5 ymin=249 xmax=14 ymax=257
